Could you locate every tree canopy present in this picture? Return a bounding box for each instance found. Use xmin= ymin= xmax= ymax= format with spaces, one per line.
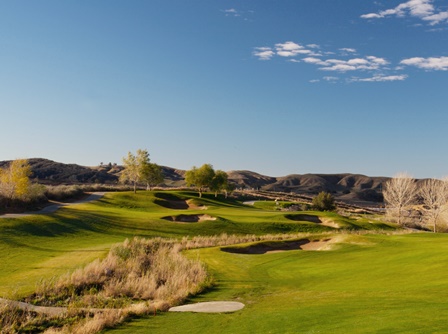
xmin=120 ymin=149 xmax=163 ymax=193
xmin=0 ymin=159 xmax=32 ymax=201
xmin=185 ymin=164 xmax=231 ymax=198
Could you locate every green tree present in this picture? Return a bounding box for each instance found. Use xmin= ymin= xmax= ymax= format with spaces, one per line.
xmin=185 ymin=164 xmax=215 ymax=197
xmin=120 ymin=149 xmax=151 ymax=193
xmin=312 ymin=191 xmax=336 ymax=211
xmin=143 ymin=163 xmax=164 ymax=191
xmin=210 ymin=170 xmax=229 ymax=197
xmin=0 ymin=159 xmax=32 ymax=201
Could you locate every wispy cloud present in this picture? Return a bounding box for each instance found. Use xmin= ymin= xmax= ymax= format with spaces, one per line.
xmin=361 ymin=0 xmax=448 ymax=25
xmin=223 ymin=8 xmax=240 ymax=17
xmin=400 ymin=56 xmax=448 ymax=70
xmin=222 ymin=8 xmax=254 ymax=20
xmin=253 ymin=40 xmax=402 ymax=83
xmin=351 ymin=74 xmax=409 ymax=82
xmin=303 ymin=55 xmax=389 ymax=72
xmin=275 ymin=41 xmax=319 ymax=57
xmin=252 ymin=47 xmax=275 ymax=61
xmin=340 ymin=48 xmax=357 ymax=53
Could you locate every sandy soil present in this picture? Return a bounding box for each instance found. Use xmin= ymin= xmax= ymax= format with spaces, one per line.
xmin=222 ymin=238 xmax=334 ymax=254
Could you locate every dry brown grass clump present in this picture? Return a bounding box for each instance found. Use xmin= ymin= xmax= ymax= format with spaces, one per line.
xmin=5 ymin=237 xmax=210 ymax=333
xmin=30 ymin=237 xmax=211 ymax=309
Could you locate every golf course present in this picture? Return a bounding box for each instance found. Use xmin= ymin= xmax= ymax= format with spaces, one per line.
xmin=1 ymin=190 xmax=448 ymax=333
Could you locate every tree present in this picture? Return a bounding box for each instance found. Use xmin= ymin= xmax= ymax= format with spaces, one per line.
xmin=382 ymin=172 xmax=417 ymax=226
xmin=210 ymin=170 xmax=228 ymax=197
xmin=312 ymin=191 xmax=336 ymax=211
xmin=142 ymin=163 xmax=164 ymax=191
xmin=0 ymin=159 xmax=32 ymax=201
xmin=120 ymin=149 xmax=151 ymax=193
xmin=185 ymin=164 xmax=215 ymax=197
xmin=419 ymin=178 xmax=448 ymax=233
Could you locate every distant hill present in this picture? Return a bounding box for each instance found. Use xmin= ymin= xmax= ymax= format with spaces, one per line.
xmin=0 ymin=158 xmax=390 ymax=203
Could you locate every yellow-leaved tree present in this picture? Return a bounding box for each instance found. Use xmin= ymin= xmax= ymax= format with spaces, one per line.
xmin=0 ymin=159 xmax=32 ymax=201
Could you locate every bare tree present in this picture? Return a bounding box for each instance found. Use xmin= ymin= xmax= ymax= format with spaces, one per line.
xmin=419 ymin=178 xmax=448 ymax=233
xmin=383 ymin=172 xmax=417 ymax=226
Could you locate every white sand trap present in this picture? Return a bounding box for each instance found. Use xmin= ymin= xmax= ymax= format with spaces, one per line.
xmin=169 ymin=301 xmax=245 ymax=313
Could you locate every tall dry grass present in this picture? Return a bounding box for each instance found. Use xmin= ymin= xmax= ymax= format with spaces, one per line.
xmin=30 ymin=237 xmax=211 ymax=309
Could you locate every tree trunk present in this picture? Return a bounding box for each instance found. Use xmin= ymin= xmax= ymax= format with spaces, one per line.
xmin=133 ymin=182 xmax=137 ymax=194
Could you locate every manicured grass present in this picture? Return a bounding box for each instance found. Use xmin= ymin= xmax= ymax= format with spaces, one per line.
xmin=1 ymin=190 xmax=410 ymax=333
xmin=0 ymin=191 xmax=349 ymax=296
xmin=107 ymin=233 xmax=448 ymax=334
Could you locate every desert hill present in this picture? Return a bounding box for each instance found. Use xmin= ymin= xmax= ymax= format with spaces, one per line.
xmin=0 ymin=158 xmax=389 ymax=203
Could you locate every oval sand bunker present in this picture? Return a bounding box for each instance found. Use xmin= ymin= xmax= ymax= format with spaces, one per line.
xmin=162 ymin=214 xmax=216 ymax=223
xmin=169 ymin=301 xmax=245 ymax=313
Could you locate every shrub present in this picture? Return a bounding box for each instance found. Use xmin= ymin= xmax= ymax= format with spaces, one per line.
xmin=312 ymin=192 xmax=336 ymax=211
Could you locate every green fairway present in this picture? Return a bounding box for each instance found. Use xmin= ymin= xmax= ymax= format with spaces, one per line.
xmin=107 ymin=233 xmax=448 ymax=334
xmin=2 ymin=190 xmax=441 ymax=333
xmin=0 ymin=191 xmax=352 ymax=296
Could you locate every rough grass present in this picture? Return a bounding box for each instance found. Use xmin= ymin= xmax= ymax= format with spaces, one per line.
xmin=2 ymin=237 xmax=211 ymax=333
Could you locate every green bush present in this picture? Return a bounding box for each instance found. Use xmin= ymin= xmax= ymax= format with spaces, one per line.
xmin=312 ymin=192 xmax=336 ymax=211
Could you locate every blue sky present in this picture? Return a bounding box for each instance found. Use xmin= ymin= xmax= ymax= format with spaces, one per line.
xmin=1 ymin=0 xmax=447 ymax=178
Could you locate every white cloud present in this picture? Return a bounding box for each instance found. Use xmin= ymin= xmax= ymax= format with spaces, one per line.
xmin=302 ymin=57 xmax=326 ymax=65
xmin=340 ymin=48 xmax=357 ymax=53
xmin=361 ymin=0 xmax=448 ymax=25
xmin=400 ymin=56 xmax=448 ymax=70
xmin=309 ymin=79 xmax=320 ymax=83
xmin=253 ymin=41 xmax=407 ymax=83
xmin=422 ymin=11 xmax=448 ymax=25
xmin=253 ymin=47 xmax=275 ymax=60
xmin=367 ymin=56 xmax=389 ymax=65
xmin=361 ymin=0 xmax=434 ymax=19
xmin=320 ymin=64 xmax=357 ymax=72
xmin=275 ymin=41 xmax=307 ymax=57
xmin=307 ymin=44 xmax=320 ymax=49
xmin=223 ymin=8 xmax=241 ymax=17
xmin=309 ymin=56 xmax=389 ymax=72
xmin=352 ymin=74 xmax=409 ymax=82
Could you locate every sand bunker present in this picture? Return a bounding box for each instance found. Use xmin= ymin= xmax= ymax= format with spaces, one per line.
xmin=155 ymin=194 xmax=207 ymax=210
xmin=285 ymin=214 xmax=340 ymax=228
xmin=169 ymin=301 xmax=245 ymax=313
xmin=162 ymin=214 xmax=216 ymax=223
xmin=186 ymin=199 xmax=207 ymax=210
xmin=221 ymin=238 xmax=332 ymax=254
